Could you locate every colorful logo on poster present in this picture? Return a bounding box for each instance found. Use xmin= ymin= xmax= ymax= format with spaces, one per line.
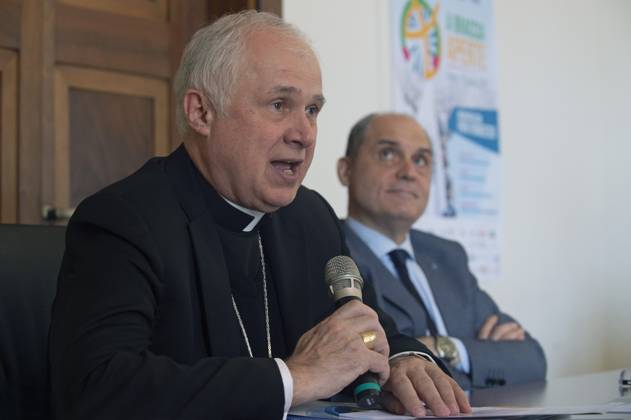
xmin=400 ymin=0 xmax=441 ymax=80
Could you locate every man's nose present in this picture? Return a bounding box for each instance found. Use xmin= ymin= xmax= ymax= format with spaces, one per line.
xmin=396 ymin=157 xmax=419 ymax=181
xmin=284 ymin=111 xmax=316 ymax=149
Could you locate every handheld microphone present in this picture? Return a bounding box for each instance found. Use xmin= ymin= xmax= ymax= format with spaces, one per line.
xmin=324 ymin=255 xmax=381 ymax=409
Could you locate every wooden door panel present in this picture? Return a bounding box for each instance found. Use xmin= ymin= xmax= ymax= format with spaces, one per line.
xmin=56 ymin=3 xmax=171 ymax=78
xmin=54 ymin=66 xmax=169 ymax=210
xmin=0 ymin=48 xmax=18 ymax=223
xmin=0 ymin=0 xmax=21 ymax=50
xmin=59 ymin=0 xmax=169 ymax=21
xmin=68 ymin=89 xmax=154 ymax=207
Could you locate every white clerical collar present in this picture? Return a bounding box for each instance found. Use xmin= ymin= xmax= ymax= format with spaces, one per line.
xmin=221 ymin=197 xmax=265 ymax=232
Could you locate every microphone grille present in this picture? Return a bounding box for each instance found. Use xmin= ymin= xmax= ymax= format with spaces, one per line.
xmin=324 ymin=255 xmax=363 ymax=288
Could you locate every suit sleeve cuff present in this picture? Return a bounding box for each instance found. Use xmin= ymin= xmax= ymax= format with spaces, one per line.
xmin=450 ymin=337 xmax=471 ymax=374
xmin=274 ymin=358 xmax=293 ymax=419
xmin=389 ymin=351 xmax=436 ymax=364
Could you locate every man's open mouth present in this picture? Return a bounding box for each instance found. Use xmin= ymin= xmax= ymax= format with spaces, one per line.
xmin=271 ymin=160 xmax=302 ymax=175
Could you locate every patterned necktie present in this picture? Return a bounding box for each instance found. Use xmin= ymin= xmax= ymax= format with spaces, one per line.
xmin=388 ymin=249 xmax=437 ymax=336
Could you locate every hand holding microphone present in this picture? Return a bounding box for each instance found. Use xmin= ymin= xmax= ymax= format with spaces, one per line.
xmin=324 ymin=255 xmax=384 ymax=408
xmin=285 ymin=256 xmax=390 ymax=408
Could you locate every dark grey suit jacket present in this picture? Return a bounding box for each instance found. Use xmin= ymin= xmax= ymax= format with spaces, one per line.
xmin=343 ymin=222 xmax=546 ymax=389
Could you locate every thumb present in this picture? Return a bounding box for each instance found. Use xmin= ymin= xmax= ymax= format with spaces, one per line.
xmin=478 ymin=314 xmax=498 ymax=339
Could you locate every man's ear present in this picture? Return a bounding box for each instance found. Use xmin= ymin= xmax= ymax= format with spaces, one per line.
xmin=183 ymin=89 xmax=213 ymax=137
xmin=337 ymin=157 xmax=351 ymax=186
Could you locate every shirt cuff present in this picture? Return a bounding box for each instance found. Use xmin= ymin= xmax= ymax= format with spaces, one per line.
xmin=274 ymin=358 xmax=293 ymax=420
xmin=450 ymin=337 xmax=471 ymax=374
xmin=389 ymin=351 xmax=436 ymax=364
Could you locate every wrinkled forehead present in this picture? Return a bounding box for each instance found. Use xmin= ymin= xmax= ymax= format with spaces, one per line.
xmin=236 ymin=29 xmax=323 ymax=105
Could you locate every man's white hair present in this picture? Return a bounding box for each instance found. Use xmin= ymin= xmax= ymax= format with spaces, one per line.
xmin=173 ymin=10 xmax=312 ymax=138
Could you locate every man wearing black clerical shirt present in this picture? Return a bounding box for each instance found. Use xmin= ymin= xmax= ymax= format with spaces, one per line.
xmin=48 ymin=11 xmax=471 ymax=420
xmin=196 ymin=159 xmax=290 ymax=360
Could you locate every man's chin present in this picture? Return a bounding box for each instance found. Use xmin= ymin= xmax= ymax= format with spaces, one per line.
xmin=258 ymin=189 xmax=299 ymax=212
xmin=385 ymin=210 xmax=423 ymax=226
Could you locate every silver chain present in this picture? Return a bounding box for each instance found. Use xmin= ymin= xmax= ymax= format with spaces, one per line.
xmin=230 ymin=232 xmax=272 ymax=358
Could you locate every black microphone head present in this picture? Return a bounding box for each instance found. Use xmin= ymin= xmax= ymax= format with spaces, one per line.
xmin=324 ymin=255 xmax=364 ymax=303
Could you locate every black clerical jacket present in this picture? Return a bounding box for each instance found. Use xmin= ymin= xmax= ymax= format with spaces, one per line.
xmin=49 ymin=146 xmax=435 ymax=420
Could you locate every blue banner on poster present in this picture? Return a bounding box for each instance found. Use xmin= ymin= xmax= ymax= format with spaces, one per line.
xmin=448 ymin=108 xmax=499 ymax=153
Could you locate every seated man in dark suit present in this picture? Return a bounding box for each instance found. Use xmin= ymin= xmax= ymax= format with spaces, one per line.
xmin=48 ymin=12 xmax=470 ymax=420
xmin=337 ymin=112 xmax=546 ymax=390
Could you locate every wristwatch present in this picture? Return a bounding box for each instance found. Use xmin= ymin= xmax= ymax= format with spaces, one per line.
xmin=434 ymin=336 xmax=460 ymax=368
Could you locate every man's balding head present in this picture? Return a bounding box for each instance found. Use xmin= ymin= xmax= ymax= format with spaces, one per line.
xmin=338 ymin=113 xmax=433 ymax=244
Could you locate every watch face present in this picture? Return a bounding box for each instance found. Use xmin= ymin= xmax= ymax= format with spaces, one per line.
xmin=436 ymin=336 xmax=457 ymax=360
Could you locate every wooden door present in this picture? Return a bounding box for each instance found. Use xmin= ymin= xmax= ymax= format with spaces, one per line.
xmin=0 ymin=0 xmax=282 ymax=225
xmin=0 ymin=48 xmax=18 ymax=223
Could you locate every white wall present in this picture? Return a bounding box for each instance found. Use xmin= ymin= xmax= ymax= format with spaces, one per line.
xmin=283 ymin=1 xmax=394 ymax=211
xmin=284 ymin=0 xmax=631 ymax=379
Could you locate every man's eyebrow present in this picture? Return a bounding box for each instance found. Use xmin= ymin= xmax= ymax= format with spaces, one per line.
xmin=417 ymin=147 xmax=433 ymax=156
xmin=268 ymin=85 xmax=299 ymax=95
xmin=268 ymin=86 xmax=326 ymax=106
xmin=376 ymin=139 xmax=433 ymax=155
xmin=313 ymin=94 xmax=326 ymax=107
xmin=375 ymin=139 xmax=399 ymax=146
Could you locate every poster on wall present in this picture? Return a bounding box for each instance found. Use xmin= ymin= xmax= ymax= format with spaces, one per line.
xmin=391 ymin=0 xmax=500 ymax=281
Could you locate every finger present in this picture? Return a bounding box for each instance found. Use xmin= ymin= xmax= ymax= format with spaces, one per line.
xmin=490 ymin=322 xmax=522 ymax=341
xmin=383 ymin=372 xmax=427 ymax=417
xmin=339 ymin=313 xmax=383 ymax=336
xmin=360 ymin=330 xmax=377 ymax=349
xmin=380 ymin=391 xmax=407 ymax=415
xmin=341 ymin=322 xmax=389 ymax=358
xmin=409 ymin=366 xmax=450 ymax=417
xmin=497 ymin=325 xmax=525 ymax=341
xmin=361 ymin=348 xmax=391 ymax=386
xmin=331 ymin=299 xmax=378 ymax=321
xmin=370 ymin=329 xmax=390 ymax=359
xmin=454 ymin=381 xmax=473 ymax=413
xmin=478 ymin=314 xmax=498 ymax=339
xmin=428 ymin=366 xmax=471 ymax=414
xmin=328 ymin=302 xmax=383 ymax=335
xmin=322 ymin=305 xmax=389 ymax=355
xmin=427 ymin=366 xmax=459 ymax=414
xmin=489 ymin=322 xmax=517 ymax=340
xmin=341 ymin=320 xmax=390 ymax=358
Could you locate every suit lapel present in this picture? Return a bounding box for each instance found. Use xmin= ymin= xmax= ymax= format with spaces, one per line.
xmin=370 ymin=258 xmax=423 ymax=322
xmin=412 ymin=235 xmax=460 ymax=334
xmin=188 ymin=217 xmax=245 ymax=356
xmin=342 ymin=222 xmax=423 ymax=324
xmin=261 ymin=210 xmax=311 ymax=350
xmin=166 ymin=146 xmax=246 ymax=357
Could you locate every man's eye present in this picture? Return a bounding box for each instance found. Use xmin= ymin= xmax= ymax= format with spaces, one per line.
xmin=272 ymin=101 xmax=284 ymax=111
xmin=378 ymin=148 xmax=396 ymax=161
xmin=306 ymin=105 xmax=320 ymax=117
xmin=414 ymin=154 xmax=432 ymax=168
xmin=414 ymin=156 xmax=428 ymax=167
